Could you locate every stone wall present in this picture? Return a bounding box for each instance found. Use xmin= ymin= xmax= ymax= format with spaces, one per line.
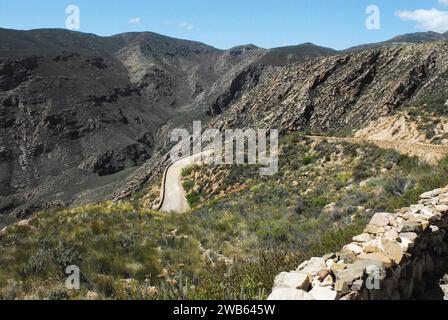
xmin=268 ymin=187 xmax=448 ymax=300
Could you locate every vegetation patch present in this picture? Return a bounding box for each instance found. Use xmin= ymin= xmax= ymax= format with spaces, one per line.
xmin=2 ymin=133 xmax=448 ymax=300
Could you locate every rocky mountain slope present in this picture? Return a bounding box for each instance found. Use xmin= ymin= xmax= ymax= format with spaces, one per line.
xmin=114 ymin=40 xmax=448 ymax=203
xmin=2 ymin=28 xmax=448 ymax=219
xmin=209 ymin=41 xmax=448 ymax=134
xmin=0 ymin=28 xmax=337 ymax=218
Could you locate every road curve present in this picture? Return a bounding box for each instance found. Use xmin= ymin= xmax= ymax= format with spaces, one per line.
xmin=160 ymin=149 xmax=215 ymax=213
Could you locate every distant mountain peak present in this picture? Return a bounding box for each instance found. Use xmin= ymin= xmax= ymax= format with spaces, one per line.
xmin=347 ymin=31 xmax=448 ymax=52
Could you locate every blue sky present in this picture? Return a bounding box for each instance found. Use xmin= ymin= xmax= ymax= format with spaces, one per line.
xmin=1 ymin=0 xmax=448 ymax=50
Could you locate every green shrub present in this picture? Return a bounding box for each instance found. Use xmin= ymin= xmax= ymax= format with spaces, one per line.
xmin=182 ymin=180 xmax=195 ymax=192
xmin=54 ymin=241 xmax=82 ymax=269
xmin=186 ymin=192 xmax=200 ymax=207
xmin=301 ymin=155 xmax=317 ymax=165
xmin=181 ymin=166 xmax=198 ymax=177
xmin=22 ymin=250 xmax=50 ymax=276
xmin=119 ymin=233 xmax=138 ymax=253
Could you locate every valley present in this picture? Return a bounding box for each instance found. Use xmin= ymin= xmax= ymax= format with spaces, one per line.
xmin=1 ymin=27 xmax=448 ymax=300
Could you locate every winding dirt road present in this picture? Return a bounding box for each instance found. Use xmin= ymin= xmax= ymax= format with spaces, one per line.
xmin=160 ymin=149 xmax=215 ymax=213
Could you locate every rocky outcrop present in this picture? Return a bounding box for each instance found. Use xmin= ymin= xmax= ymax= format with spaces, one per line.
xmin=355 ymin=114 xmax=430 ymax=144
xmin=0 ymin=56 xmax=40 ymax=90
xmin=79 ymin=143 xmax=151 ymax=176
xmin=208 ymin=63 xmax=265 ymax=115
xmin=269 ymin=187 xmax=448 ymax=300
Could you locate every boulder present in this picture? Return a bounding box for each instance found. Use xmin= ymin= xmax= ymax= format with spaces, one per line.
xmin=400 ymin=232 xmax=418 ymax=242
xmin=398 ymin=220 xmax=423 ymax=233
xmin=273 ymin=272 xmax=310 ymax=290
xmin=352 ymin=259 xmax=385 ymax=271
xmin=316 ymin=269 xmax=330 ymax=281
xmin=398 ymin=237 xmax=414 ymax=251
xmin=370 ymin=212 xmax=391 ymax=227
xmin=363 ymin=239 xmax=384 ymax=254
xmin=419 ymin=206 xmax=436 ymax=218
xmin=311 ymin=278 xmax=322 ymax=288
xmin=343 ymin=243 xmax=363 ymax=255
xmin=330 ymin=262 xmax=347 ymax=275
xmin=435 ymin=205 xmax=448 ymax=215
xmin=334 ymin=264 xmax=365 ymax=294
xmin=321 ymin=275 xmax=334 ymax=287
xmin=419 ymin=188 xmax=444 ymax=199
xmin=338 ymin=249 xmax=358 ymax=264
xmin=309 ymin=286 xmax=339 ymax=300
xmin=384 ymin=229 xmax=399 ymax=241
xmin=353 ymin=233 xmax=372 ymax=243
xmin=297 ymin=257 xmax=326 ymax=275
xmin=381 ymin=239 xmax=404 ymax=264
xmin=322 ymin=253 xmax=336 ymax=261
xmin=357 ymin=252 xmax=393 ymax=267
xmin=364 ymin=224 xmax=385 ymax=235
xmin=326 ymin=258 xmax=335 ymax=269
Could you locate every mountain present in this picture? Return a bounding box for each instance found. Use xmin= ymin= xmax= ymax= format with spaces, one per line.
xmin=260 ymin=43 xmax=336 ymax=67
xmin=3 ymin=28 xmax=448 ymax=301
xmin=0 ymin=29 xmax=169 ymax=217
xmin=0 ymin=28 xmax=336 ymax=217
xmin=208 ymin=41 xmax=448 ymax=134
xmin=347 ymin=31 xmax=448 ymax=52
xmin=389 ymin=31 xmax=448 ymax=43
xmin=3 ymin=27 xmax=447 ymax=218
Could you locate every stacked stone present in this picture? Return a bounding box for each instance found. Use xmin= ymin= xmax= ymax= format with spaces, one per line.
xmin=268 ymin=187 xmax=448 ymax=300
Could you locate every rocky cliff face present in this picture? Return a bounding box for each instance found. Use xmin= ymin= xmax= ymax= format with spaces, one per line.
xmin=0 ymin=48 xmax=162 ymax=216
xmin=113 ymin=33 xmax=265 ymax=112
xmin=210 ymin=42 xmax=448 ymax=134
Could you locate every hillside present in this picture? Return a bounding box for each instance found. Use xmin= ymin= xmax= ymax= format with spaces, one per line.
xmin=3 ymin=134 xmax=448 ymax=299
xmin=0 ymin=28 xmax=337 ymax=220
xmin=208 ymin=41 xmax=448 ymax=134
xmin=111 ymin=40 xmax=448 ymax=206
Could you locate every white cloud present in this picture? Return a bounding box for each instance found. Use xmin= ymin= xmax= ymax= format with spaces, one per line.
xmin=128 ymin=17 xmax=141 ymax=25
xmin=396 ymin=8 xmax=448 ymax=33
xmin=178 ymin=23 xmax=194 ymax=31
xmin=439 ymin=0 xmax=448 ymax=6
